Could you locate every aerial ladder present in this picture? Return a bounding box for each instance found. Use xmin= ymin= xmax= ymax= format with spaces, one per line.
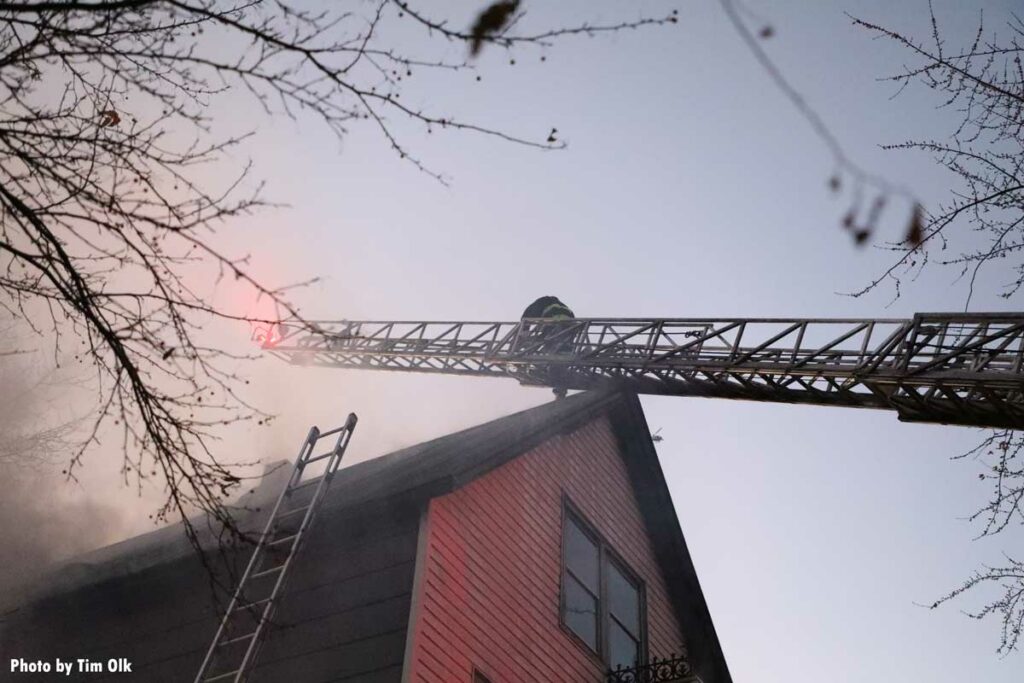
xmin=204 ymin=310 xmax=1022 ymax=681
xmin=257 ymin=312 xmax=1024 ymax=430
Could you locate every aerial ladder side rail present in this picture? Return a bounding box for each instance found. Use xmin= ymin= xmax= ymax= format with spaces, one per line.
xmin=260 ymin=313 xmax=1024 ymax=429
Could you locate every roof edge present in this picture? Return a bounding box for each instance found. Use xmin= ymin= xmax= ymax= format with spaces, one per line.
xmin=606 ymin=392 xmax=733 ymax=683
xmin=449 ymin=390 xmax=624 ymax=491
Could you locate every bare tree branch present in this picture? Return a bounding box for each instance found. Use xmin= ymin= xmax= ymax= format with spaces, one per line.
xmin=720 ymin=0 xmax=918 ymax=248
xmin=850 ymin=4 xmax=1024 ymax=305
xmin=846 ymin=6 xmax=1024 ymax=654
xmin=0 ymin=1 xmax=678 ymax=564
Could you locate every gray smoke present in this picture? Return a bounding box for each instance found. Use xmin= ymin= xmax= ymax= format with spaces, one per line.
xmin=0 ymin=467 xmax=125 ymax=595
xmin=0 ymin=333 xmax=125 ymax=597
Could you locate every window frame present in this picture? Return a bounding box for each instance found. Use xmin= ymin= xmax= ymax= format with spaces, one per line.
xmin=559 ymin=497 xmax=648 ymax=670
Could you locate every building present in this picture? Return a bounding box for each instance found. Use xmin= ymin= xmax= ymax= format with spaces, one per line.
xmin=1 ymin=391 xmax=731 ymax=682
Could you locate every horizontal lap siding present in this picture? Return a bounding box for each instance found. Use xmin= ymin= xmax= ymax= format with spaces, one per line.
xmin=405 ymin=416 xmax=685 ymax=683
xmin=247 ymin=506 xmax=420 ymax=683
xmin=2 ymin=507 xmax=419 ymax=683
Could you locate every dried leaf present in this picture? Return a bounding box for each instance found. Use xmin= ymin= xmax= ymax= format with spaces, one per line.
xmin=98 ymin=109 xmax=121 ymax=127
xmin=905 ymin=202 xmax=925 ymax=247
xmin=469 ymin=0 xmax=519 ymax=57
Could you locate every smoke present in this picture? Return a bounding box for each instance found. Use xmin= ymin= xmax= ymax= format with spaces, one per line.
xmin=0 ymin=468 xmax=125 ymax=596
xmin=0 ymin=329 xmax=126 ymax=597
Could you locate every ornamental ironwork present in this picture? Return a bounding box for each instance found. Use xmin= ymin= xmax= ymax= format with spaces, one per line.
xmin=606 ymin=655 xmax=699 ymax=683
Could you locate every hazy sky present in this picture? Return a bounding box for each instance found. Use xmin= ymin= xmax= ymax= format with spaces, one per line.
xmin=27 ymin=1 xmax=1024 ymax=681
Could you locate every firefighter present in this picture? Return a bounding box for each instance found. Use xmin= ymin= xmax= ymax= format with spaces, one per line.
xmin=521 ymin=296 xmax=575 ymax=398
xmin=522 ymin=295 xmax=574 ymax=320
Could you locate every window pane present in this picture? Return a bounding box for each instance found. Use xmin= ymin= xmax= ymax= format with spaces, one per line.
xmin=608 ymin=620 xmax=640 ymax=671
xmin=564 ymin=517 xmax=599 ymax=592
xmin=607 ymin=561 xmax=640 ymax=635
xmin=563 ymin=573 xmax=598 ymax=650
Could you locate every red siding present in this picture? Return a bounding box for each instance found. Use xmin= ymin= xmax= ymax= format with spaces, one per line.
xmin=404 ymin=415 xmax=686 ymax=683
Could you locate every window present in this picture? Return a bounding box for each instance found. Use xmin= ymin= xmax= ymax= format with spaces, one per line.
xmin=563 ymin=513 xmax=600 ymax=649
xmin=472 ymin=670 xmax=492 ymax=683
xmin=561 ymin=506 xmax=646 ymax=670
xmin=607 ymin=560 xmax=643 ymax=670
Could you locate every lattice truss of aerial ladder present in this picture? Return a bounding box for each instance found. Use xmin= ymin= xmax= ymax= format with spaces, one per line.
xmin=258 ymin=312 xmax=1024 ymax=430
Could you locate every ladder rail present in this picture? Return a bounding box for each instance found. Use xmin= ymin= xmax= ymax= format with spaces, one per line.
xmin=194 ymin=414 xmax=358 ymax=683
xmin=192 ymin=429 xmax=315 ymax=683
xmin=230 ymin=434 xmax=322 ymax=682
xmin=235 ymin=425 xmax=353 ymax=679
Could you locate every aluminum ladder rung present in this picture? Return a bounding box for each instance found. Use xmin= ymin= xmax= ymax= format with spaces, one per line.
xmin=217 ymin=631 xmax=257 ymax=648
xmin=193 ymin=414 xmax=358 ymax=683
xmin=316 ymin=424 xmax=349 ymax=439
xmin=250 ymin=564 xmax=287 ymax=580
xmin=303 ymin=451 xmax=335 ymax=465
xmin=274 ymin=504 xmax=311 ymax=519
xmin=230 ymin=597 xmax=271 ymax=614
xmin=266 ymin=533 xmax=299 ymax=548
xmin=285 ymin=479 xmax=319 ymax=495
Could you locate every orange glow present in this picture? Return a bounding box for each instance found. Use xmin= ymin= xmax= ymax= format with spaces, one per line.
xmin=251 ymin=322 xmax=283 ymax=348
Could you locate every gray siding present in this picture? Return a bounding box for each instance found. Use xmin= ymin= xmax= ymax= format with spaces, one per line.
xmin=1 ymin=500 xmax=420 ymax=683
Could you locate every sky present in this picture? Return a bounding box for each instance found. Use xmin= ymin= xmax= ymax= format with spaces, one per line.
xmin=12 ymin=1 xmax=1024 ymax=681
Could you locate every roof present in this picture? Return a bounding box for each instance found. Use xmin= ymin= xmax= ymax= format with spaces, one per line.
xmin=317 ymin=389 xmax=623 ymax=509
xmin=16 ymin=390 xmax=619 ymax=596
xmin=1 ymin=391 xmax=731 ymax=683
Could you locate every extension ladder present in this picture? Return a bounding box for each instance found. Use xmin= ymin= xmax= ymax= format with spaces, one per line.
xmin=194 ymin=413 xmax=359 ymax=682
